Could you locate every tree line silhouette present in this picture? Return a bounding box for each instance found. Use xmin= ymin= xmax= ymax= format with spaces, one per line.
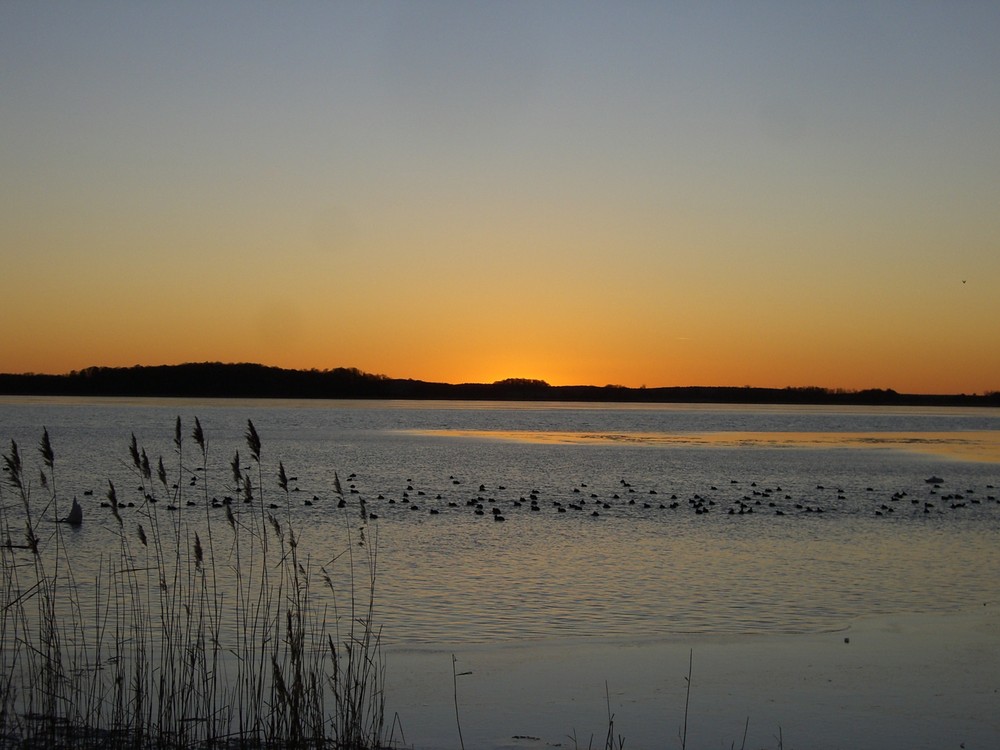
xmin=0 ymin=363 xmax=997 ymax=406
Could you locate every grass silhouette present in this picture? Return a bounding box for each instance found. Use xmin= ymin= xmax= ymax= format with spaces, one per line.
xmin=1 ymin=419 xmax=385 ymax=749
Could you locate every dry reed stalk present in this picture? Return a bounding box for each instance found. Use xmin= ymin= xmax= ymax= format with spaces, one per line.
xmin=2 ymin=419 xmax=387 ymax=750
xmin=452 ymin=654 xmax=465 ymax=750
xmin=681 ymin=648 xmax=693 ymax=750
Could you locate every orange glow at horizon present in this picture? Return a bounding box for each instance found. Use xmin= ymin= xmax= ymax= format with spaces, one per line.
xmin=2 ymin=263 xmax=998 ymax=396
xmin=2 ymin=252 xmax=997 ymax=395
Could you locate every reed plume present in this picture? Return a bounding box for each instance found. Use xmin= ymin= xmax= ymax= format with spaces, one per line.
xmin=0 ymin=419 xmax=386 ymax=749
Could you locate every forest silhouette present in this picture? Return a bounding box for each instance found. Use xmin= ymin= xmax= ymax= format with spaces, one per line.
xmin=0 ymin=363 xmax=996 ymax=406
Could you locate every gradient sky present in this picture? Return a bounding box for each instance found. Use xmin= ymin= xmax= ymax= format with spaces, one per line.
xmin=2 ymin=2 xmax=998 ymax=394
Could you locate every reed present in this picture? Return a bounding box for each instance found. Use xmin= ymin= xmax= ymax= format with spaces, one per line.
xmin=0 ymin=418 xmax=386 ymax=749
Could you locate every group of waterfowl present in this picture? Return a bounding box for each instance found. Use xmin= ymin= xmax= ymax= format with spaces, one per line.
xmin=320 ymin=473 xmax=999 ymax=522
xmin=74 ymin=470 xmax=998 ymax=524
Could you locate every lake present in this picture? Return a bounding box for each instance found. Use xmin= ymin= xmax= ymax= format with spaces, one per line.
xmin=2 ymin=397 xmax=999 ymax=749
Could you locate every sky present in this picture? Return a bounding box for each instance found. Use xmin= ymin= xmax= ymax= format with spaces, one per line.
xmin=2 ymin=2 xmax=998 ymax=394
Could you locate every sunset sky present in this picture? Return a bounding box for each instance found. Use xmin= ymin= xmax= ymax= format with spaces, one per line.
xmin=2 ymin=2 xmax=998 ymax=394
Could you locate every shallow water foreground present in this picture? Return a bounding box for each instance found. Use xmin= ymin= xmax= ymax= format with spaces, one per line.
xmin=384 ymin=608 xmax=1000 ymax=750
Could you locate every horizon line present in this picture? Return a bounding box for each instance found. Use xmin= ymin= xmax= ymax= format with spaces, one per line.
xmin=1 ymin=361 xmax=997 ymax=399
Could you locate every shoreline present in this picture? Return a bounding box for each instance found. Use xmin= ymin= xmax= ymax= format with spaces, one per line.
xmin=383 ymin=605 xmax=1000 ymax=750
xmin=2 ymin=364 xmax=997 ymax=408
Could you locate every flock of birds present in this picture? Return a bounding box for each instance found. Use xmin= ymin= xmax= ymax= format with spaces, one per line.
xmin=275 ymin=472 xmax=997 ymax=523
xmin=75 ymin=468 xmax=1000 ymax=524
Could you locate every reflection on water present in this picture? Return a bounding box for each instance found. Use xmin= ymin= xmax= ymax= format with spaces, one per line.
xmin=406 ymin=428 xmax=1000 ymax=462
xmin=2 ymin=398 xmax=999 ymax=650
xmin=369 ymin=505 xmax=999 ymax=645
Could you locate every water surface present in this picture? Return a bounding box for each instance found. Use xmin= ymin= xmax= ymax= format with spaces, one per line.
xmin=3 ymin=397 xmax=998 ymax=646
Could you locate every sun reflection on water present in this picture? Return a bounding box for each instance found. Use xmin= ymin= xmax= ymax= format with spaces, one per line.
xmin=404 ymin=429 xmax=1000 ymax=463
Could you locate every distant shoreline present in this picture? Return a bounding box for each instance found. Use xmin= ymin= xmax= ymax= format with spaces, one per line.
xmin=1 ymin=363 xmax=997 ymax=407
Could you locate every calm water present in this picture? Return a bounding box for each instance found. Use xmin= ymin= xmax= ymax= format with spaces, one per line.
xmin=2 ymin=397 xmax=999 ymax=647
